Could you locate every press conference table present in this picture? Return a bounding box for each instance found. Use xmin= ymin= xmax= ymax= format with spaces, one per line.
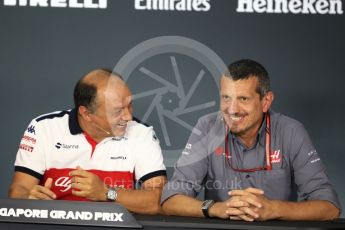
xmin=1 ymin=214 xmax=345 ymax=230
xmin=0 ymin=199 xmax=344 ymax=230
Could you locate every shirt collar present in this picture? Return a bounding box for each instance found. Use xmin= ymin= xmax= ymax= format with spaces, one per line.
xmin=257 ymin=112 xmax=268 ymax=138
xmin=68 ymin=108 xmax=82 ymax=135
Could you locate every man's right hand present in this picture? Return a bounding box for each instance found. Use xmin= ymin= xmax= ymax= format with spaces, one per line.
xmin=28 ymin=178 xmax=56 ymax=200
xmin=209 ymin=188 xmax=264 ymax=221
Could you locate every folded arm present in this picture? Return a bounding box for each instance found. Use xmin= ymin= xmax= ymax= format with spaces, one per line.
xmin=229 ymin=189 xmax=340 ymax=221
xmin=162 ymin=188 xmax=265 ymax=221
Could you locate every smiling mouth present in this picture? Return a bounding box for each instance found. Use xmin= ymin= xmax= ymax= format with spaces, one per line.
xmin=113 ymin=122 xmax=127 ymax=130
xmin=230 ymin=115 xmax=243 ymax=121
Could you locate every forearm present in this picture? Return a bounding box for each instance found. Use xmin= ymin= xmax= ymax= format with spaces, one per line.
xmin=272 ymin=200 xmax=340 ymax=221
xmin=8 ymin=184 xmax=30 ymax=199
xmin=115 ymin=188 xmax=163 ymax=215
xmin=162 ymin=194 xmax=204 ymax=217
xmin=8 ymin=172 xmax=41 ymax=199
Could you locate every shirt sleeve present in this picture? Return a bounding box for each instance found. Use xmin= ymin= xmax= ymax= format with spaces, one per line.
xmin=288 ymin=123 xmax=341 ymax=210
xmin=14 ymin=118 xmax=46 ymax=180
xmin=134 ymin=126 xmax=166 ymax=184
xmin=161 ymin=117 xmax=210 ymax=205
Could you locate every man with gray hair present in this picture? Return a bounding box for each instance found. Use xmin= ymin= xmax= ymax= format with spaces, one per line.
xmin=161 ymin=59 xmax=340 ymax=221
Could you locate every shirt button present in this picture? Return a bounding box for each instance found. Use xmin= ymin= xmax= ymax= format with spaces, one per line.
xmin=245 ymin=174 xmax=250 ymax=178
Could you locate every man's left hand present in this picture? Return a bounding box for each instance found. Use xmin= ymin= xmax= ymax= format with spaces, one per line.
xmin=69 ymin=166 xmax=107 ymax=201
xmin=230 ymin=189 xmax=278 ymax=221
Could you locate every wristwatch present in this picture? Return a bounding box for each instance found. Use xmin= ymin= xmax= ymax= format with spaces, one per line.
xmin=201 ymin=200 xmax=215 ymax=218
xmin=106 ymin=186 xmax=118 ymax=201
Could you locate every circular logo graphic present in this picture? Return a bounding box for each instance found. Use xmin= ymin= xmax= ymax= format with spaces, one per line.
xmin=114 ymin=36 xmax=227 ymax=166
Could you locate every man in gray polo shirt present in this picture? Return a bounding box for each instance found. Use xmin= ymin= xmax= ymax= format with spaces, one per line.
xmin=161 ymin=59 xmax=341 ymax=221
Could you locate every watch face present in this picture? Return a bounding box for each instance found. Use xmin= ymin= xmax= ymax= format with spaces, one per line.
xmin=107 ymin=188 xmax=117 ymax=201
xmin=202 ymin=200 xmax=213 ymax=209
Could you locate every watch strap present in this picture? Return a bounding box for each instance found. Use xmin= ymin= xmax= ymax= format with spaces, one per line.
xmin=201 ymin=200 xmax=215 ymax=218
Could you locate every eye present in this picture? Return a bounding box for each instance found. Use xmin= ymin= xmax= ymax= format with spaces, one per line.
xmin=221 ymin=95 xmax=231 ymax=102
xmin=239 ymin=97 xmax=249 ymax=102
xmin=112 ymin=109 xmax=122 ymax=117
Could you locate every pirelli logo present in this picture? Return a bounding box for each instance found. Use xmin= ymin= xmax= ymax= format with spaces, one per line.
xmin=237 ymin=0 xmax=343 ymax=15
xmin=2 ymin=0 xmax=107 ymax=8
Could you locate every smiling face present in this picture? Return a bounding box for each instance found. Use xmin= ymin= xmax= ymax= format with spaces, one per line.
xmin=90 ymin=77 xmax=133 ymax=138
xmin=220 ymin=75 xmax=273 ymax=143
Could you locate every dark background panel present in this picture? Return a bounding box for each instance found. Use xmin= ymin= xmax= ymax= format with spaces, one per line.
xmin=0 ymin=0 xmax=344 ymax=217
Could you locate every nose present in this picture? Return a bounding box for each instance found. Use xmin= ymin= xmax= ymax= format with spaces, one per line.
xmin=122 ymin=106 xmax=132 ymax=121
xmin=226 ymin=100 xmax=239 ymax=114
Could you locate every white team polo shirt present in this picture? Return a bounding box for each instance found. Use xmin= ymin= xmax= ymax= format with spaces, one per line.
xmin=15 ymin=109 xmax=166 ymax=201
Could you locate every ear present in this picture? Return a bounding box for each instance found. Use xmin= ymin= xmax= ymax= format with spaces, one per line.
xmin=262 ymin=91 xmax=274 ymax=113
xmin=78 ymin=106 xmax=92 ymax=122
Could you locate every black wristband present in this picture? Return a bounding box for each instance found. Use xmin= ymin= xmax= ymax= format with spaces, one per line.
xmin=201 ymin=200 xmax=215 ymax=218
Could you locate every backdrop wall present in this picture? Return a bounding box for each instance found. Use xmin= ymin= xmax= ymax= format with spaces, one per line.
xmin=1 ymin=0 xmax=344 ymax=217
